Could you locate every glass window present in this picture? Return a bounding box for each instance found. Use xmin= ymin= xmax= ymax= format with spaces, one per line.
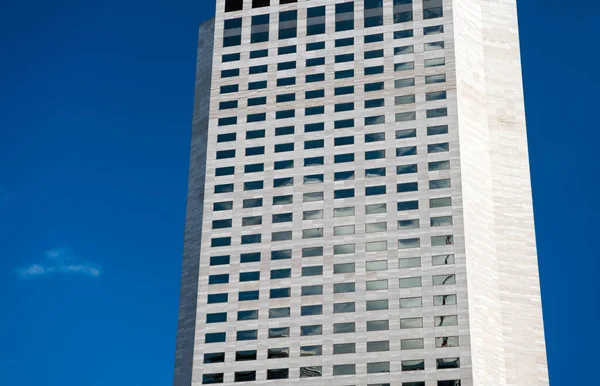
xmin=334 ymin=282 xmax=356 ymax=293
xmin=368 ymin=361 xmax=390 ymax=374
xmin=279 ymin=10 xmax=298 ymax=39
xmin=333 ymin=364 xmax=355 ymax=376
xmin=242 ymin=216 xmax=262 ymax=226
xmin=367 ymin=320 xmax=389 ymax=331
xmin=432 ymin=235 xmax=454 ymax=246
xmin=424 ymin=0 xmax=444 ymax=19
xmin=333 ymin=343 xmax=356 ymax=355
xmin=395 ymin=94 xmax=415 ymax=105
xmin=366 ymin=260 xmax=388 ymax=271
xmin=300 ymin=345 xmax=322 ymax=356
xmin=269 ymin=327 xmax=290 ymax=339
xmin=334 ymin=171 xmax=355 ymax=181
xmin=366 ymin=240 xmax=387 ymax=252
xmin=399 ymin=238 xmax=420 ymax=249
xmin=400 ymin=317 xmax=423 ymax=329
xmin=207 ymin=293 xmax=228 ymax=304
xmin=302 ymin=246 xmax=323 ymax=257
xmin=301 ymin=324 xmax=322 ymax=336
xmin=401 ymin=338 xmax=424 ymax=350
xmin=367 ymin=279 xmax=388 ymax=291
xmin=397 ymin=200 xmax=419 ymax=211
xmin=398 ymin=219 xmax=419 ymax=230
xmin=272 ymin=194 xmax=293 ymax=205
xmin=302 ymin=265 xmax=323 ymax=276
xmin=241 ymin=233 xmax=261 ymax=244
xmin=333 ymin=244 xmax=355 ymax=255
xmin=394 ymin=0 xmax=413 ymax=23
xmin=367 ymin=341 xmax=389 ymax=352
xmin=435 ymin=315 xmax=458 ymax=326
xmin=436 ymin=336 xmax=459 ymax=348
xmin=237 ymin=330 xmax=257 ymax=341
xmin=334 ymin=322 xmax=356 ymax=334
xmin=366 ymin=299 xmax=388 ymax=311
xmin=400 ymin=277 xmax=422 ymax=288
xmin=437 ymin=358 xmax=461 ymax=369
xmin=366 ymin=222 xmax=387 ymax=233
xmin=238 ymin=290 xmax=259 ymax=301
xmin=307 ymin=6 xmax=326 ymax=35
xmin=434 ymin=294 xmax=458 ymax=306
xmin=366 ymin=203 xmax=386 ymax=214
xmin=307 ymin=41 xmax=325 ymax=51
xmin=433 ymin=254 xmax=455 ymax=265
xmin=302 ymin=285 xmax=323 ymax=296
xmin=335 ymin=2 xmax=354 ymax=31
xmin=402 ymin=360 xmax=425 ymax=372
xmin=334 ymin=225 xmax=355 ymax=236
xmin=237 ymin=310 xmax=258 ymax=321
xmin=271 ymin=268 xmax=291 ymax=279
xmin=433 ymin=274 xmax=456 ymax=285
xmin=431 ymin=216 xmax=453 ymax=227
xmin=204 ymin=352 xmax=225 ymax=364
xmin=239 ymin=271 xmax=260 ymax=282
xmin=267 ymin=369 xmax=289 ymax=380
xmin=300 ymin=366 xmax=322 ymax=378
xmin=269 ymin=327 xmax=289 ymax=338
xmin=270 ymin=287 xmax=291 ymax=298
xmin=202 ymin=373 xmax=224 ymax=384
xmin=430 ymin=197 xmax=451 ymax=208
xmin=206 ymin=312 xmax=227 ymax=324
xmin=334 ymin=262 xmax=355 ymax=273
xmin=205 ymin=332 xmax=226 ymax=344
xmin=210 ymin=255 xmax=230 ymax=266
xmin=271 ymin=249 xmax=292 ymax=260
xmin=425 ymin=57 xmax=445 ymax=67
xmin=399 ymin=257 xmax=421 ymax=268
xmin=333 ymin=302 xmax=356 ymax=313
xmin=302 ymin=228 xmax=323 ymax=239
xmin=400 ymin=297 xmax=422 ymax=308
xmin=269 ymin=307 xmax=291 ymax=318
xmin=301 ymin=304 xmax=323 ymax=316
xmin=209 ymin=273 xmax=229 ymax=284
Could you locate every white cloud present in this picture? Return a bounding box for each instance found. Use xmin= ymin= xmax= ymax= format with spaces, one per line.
xmin=17 ymin=247 xmax=101 ymax=279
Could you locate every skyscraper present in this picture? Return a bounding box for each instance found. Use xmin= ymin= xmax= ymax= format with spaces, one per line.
xmin=174 ymin=1 xmax=548 ymax=385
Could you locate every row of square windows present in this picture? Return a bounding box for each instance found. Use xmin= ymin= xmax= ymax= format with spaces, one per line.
xmin=212 ymin=178 xmax=451 ymax=196
xmin=205 ymin=367 xmax=458 ymax=384
xmin=204 ymin=325 xmax=459 ymax=344
xmin=216 ymin=126 xmax=446 ymax=146
xmin=210 ymin=221 xmax=454 ymax=245
xmin=220 ymin=45 xmax=444 ymax=84
xmin=211 ymin=213 xmax=452 ymax=230
xmin=207 ymin=252 xmax=454 ymax=271
xmin=205 ymin=345 xmax=457 ymax=365
xmin=216 ymin=95 xmax=447 ymax=127
xmin=205 ymin=295 xmax=458 ymax=323
xmin=211 ymin=182 xmax=450 ymax=204
xmin=220 ymin=90 xmax=446 ymax=112
xmin=220 ymin=26 xmax=444 ymax=66
xmin=214 ymin=162 xmax=449 ymax=183
xmin=203 ymin=361 xmax=458 ymax=383
xmin=207 ymin=276 xmax=456 ymax=304
xmin=213 ymin=197 xmax=451 ymax=217
xmin=220 ymin=63 xmax=445 ymax=86
xmin=208 ymin=268 xmax=456 ymax=287
xmin=216 ymin=132 xmax=448 ymax=153
xmin=222 ymin=0 xmax=443 ymax=47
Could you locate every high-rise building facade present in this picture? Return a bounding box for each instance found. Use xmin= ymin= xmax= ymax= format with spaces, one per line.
xmin=174 ymin=1 xmax=548 ymax=385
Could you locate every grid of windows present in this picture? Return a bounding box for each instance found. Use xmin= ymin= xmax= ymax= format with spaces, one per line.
xmin=201 ymin=0 xmax=462 ymax=384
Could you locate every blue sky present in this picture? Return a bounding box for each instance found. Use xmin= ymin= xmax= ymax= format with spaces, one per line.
xmin=0 ymin=0 xmax=597 ymax=385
